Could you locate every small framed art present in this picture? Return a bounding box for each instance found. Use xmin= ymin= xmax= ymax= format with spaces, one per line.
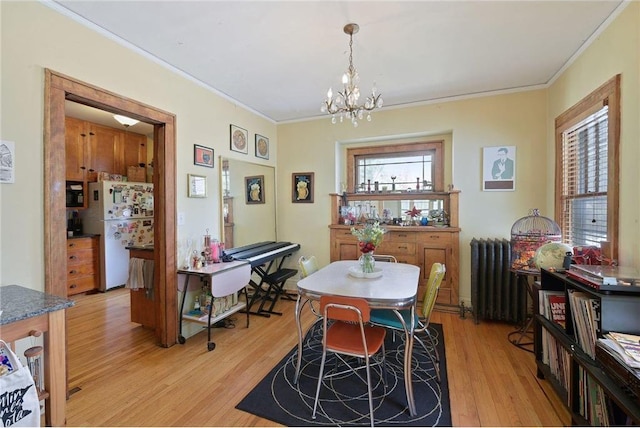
xmin=193 ymin=144 xmax=214 ymax=168
xmin=230 ymin=124 xmax=248 ymax=154
xmin=292 ymin=172 xmax=314 ymax=203
xmin=255 ymin=134 xmax=269 ymax=160
xmin=482 ymin=146 xmax=516 ymax=191
xmin=188 ymin=174 xmax=207 ymax=198
xmin=245 ymin=175 xmax=265 ymax=204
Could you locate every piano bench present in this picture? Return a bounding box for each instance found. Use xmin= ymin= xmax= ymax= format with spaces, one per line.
xmin=265 ymin=268 xmax=298 ymax=286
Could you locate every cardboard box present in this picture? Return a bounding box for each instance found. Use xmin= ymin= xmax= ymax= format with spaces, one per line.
xmin=127 ymin=166 xmax=146 ymax=183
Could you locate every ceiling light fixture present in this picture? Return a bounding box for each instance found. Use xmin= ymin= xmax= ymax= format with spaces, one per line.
xmin=113 ymin=114 xmax=139 ymax=127
xmin=321 ymin=23 xmax=383 ymax=127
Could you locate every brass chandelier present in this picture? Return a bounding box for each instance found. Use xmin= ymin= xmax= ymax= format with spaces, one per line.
xmin=321 ymin=23 xmax=383 ymax=127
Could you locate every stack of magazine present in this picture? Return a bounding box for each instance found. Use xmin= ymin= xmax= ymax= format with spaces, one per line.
xmin=598 ymin=332 xmax=640 ymax=371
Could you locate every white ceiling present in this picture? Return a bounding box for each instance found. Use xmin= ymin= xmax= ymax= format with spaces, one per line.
xmin=52 ymin=1 xmax=625 ymax=124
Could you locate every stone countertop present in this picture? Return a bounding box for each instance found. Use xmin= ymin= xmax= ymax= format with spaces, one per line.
xmin=0 ymin=285 xmax=74 ymax=325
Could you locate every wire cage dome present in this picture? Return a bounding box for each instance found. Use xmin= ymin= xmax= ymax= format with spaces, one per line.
xmin=511 ymin=208 xmax=561 ymax=271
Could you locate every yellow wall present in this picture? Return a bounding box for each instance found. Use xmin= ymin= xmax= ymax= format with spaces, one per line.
xmin=547 ymin=2 xmax=639 ymax=268
xmin=0 ymin=1 xmax=276 ymax=288
xmin=277 ymin=90 xmax=549 ymax=305
xmin=1 ymin=2 xmax=638 ymax=310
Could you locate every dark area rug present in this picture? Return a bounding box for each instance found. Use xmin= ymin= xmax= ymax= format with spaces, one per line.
xmin=236 ymin=321 xmax=451 ymax=426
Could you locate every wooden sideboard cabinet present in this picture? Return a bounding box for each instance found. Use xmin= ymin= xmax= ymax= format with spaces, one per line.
xmin=329 ymin=191 xmax=460 ymax=312
xmin=67 ymin=236 xmax=100 ymax=295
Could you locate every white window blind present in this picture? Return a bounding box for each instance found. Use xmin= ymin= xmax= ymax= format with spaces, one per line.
xmin=560 ymin=106 xmax=608 ymax=246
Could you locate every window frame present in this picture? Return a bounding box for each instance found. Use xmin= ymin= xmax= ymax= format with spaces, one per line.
xmin=554 ymin=75 xmax=620 ymax=260
xmin=346 ymin=141 xmax=444 ymax=193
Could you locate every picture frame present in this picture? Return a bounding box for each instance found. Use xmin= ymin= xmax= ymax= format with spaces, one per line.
xmin=193 ymin=144 xmax=214 ymax=168
xmin=230 ymin=124 xmax=249 ymax=154
xmin=255 ymin=134 xmax=269 ymax=160
xmin=482 ymin=146 xmax=516 ymax=191
xmin=188 ymin=174 xmax=207 ymax=198
xmin=292 ymin=172 xmax=314 ymax=203
xmin=245 ymin=175 xmax=265 ymax=204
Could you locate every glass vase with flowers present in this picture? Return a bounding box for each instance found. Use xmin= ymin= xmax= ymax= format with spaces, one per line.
xmin=351 ymin=221 xmax=386 ymax=273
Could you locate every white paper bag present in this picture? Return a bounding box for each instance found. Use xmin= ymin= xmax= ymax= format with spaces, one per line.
xmin=0 ymin=341 xmax=40 ymax=427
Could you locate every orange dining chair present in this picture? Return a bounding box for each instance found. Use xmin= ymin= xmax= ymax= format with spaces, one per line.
xmin=312 ymin=295 xmax=387 ymax=427
xmin=370 ymin=262 xmax=446 ymax=382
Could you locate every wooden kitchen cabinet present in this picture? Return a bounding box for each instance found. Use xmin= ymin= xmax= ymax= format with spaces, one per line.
xmin=65 ymin=117 xmax=149 ymax=184
xmin=65 ymin=116 xmax=88 ymax=181
xmin=329 ymin=191 xmax=460 ymax=313
xmin=66 ymin=236 xmax=99 ymax=295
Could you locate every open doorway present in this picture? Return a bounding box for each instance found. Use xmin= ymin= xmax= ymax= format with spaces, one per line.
xmin=44 ymin=69 xmax=178 ymax=347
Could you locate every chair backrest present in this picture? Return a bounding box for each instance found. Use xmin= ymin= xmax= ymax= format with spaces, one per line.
xmin=298 ymin=255 xmax=319 ymax=278
xmin=320 ymin=295 xmax=371 ymax=323
xmin=420 ymin=263 xmax=446 ymax=320
xmin=372 ymin=254 xmax=398 ymax=263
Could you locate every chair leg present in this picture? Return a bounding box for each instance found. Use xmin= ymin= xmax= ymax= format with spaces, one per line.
xmin=364 ymin=355 xmax=375 ymax=428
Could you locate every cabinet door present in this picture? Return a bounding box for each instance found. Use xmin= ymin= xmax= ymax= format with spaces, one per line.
xmin=122 ymin=132 xmax=148 ymax=173
xmin=420 ymin=245 xmax=450 ymax=304
xmin=87 ymin=123 xmax=121 ymax=181
xmin=65 ymin=117 xmax=88 ymax=181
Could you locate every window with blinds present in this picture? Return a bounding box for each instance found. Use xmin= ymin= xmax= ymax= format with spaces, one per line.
xmin=554 ymin=75 xmax=620 ymax=259
xmin=560 ymin=107 xmax=608 ymax=246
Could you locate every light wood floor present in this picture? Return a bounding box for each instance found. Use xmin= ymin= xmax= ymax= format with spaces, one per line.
xmin=65 ymin=288 xmax=570 ymax=426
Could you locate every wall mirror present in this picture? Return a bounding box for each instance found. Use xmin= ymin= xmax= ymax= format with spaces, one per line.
xmin=220 ymin=157 xmax=276 ymax=248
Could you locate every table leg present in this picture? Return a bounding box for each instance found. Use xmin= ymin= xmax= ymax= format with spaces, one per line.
xmin=178 ymin=274 xmax=190 ymax=344
xmin=294 ymin=294 xmax=307 ymax=385
xmin=394 ymin=306 xmax=417 ymax=416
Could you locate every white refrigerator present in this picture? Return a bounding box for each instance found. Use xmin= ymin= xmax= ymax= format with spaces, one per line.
xmin=81 ymin=181 xmax=154 ymax=291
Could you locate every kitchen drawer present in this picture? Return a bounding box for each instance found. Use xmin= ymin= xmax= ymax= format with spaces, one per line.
xmin=332 ymin=229 xmax=357 ymax=239
xmin=67 ymin=237 xmax=97 ymax=251
xmin=67 ymin=275 xmax=96 ymax=295
xmin=67 ymin=262 xmax=96 ymax=278
xmin=377 ymin=241 xmax=415 ymax=255
xmin=386 ymin=231 xmax=416 ymax=243
xmin=67 ymin=249 xmax=96 ymax=265
xmin=418 ymin=232 xmax=452 ymax=245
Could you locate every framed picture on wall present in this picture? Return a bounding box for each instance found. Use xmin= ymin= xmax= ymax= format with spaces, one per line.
xmin=482 ymin=146 xmax=516 ymax=191
xmin=292 ymin=172 xmax=314 ymax=203
xmin=255 ymin=134 xmax=269 ymax=159
xmin=230 ymin=124 xmax=248 ymax=154
xmin=193 ymin=144 xmax=214 ymax=168
xmin=188 ymin=174 xmax=207 ymax=198
xmin=245 ymin=175 xmax=265 ymax=204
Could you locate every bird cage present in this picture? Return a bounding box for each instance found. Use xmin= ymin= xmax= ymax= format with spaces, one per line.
xmin=511 ymin=208 xmax=561 ymax=271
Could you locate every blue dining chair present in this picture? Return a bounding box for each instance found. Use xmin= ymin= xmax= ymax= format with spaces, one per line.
xmin=370 ymin=262 xmax=446 ymax=382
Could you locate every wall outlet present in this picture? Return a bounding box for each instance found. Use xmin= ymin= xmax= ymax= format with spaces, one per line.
xmin=178 ymin=212 xmax=185 ymax=226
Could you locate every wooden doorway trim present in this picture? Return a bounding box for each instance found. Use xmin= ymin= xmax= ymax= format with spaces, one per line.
xmin=44 ymin=69 xmax=177 ymax=347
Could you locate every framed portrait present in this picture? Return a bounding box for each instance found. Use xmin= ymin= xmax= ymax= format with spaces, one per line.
xmin=245 ymin=175 xmax=265 ymax=204
xmin=193 ymin=144 xmax=214 ymax=168
xmin=292 ymin=172 xmax=314 ymax=203
xmin=230 ymin=124 xmax=248 ymax=154
xmin=255 ymin=134 xmax=269 ymax=160
xmin=187 ymin=174 xmax=207 ymax=198
xmin=482 ymin=146 xmax=516 ymax=191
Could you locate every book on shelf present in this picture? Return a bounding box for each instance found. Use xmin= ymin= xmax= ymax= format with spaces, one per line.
xmin=539 ymin=290 xmax=566 ymax=327
xmin=568 ymin=289 xmax=599 ymax=358
xmin=598 ymin=332 xmax=640 ymax=369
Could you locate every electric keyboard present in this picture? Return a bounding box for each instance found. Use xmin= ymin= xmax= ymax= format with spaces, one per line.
xmin=224 ymin=241 xmax=300 ymax=317
xmin=225 ymin=241 xmax=300 ymax=267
